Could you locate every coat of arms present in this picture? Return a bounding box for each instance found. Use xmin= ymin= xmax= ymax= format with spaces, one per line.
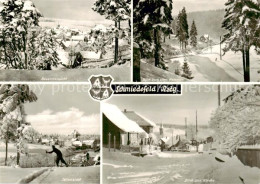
xmin=89 ymin=75 xmax=114 ymax=101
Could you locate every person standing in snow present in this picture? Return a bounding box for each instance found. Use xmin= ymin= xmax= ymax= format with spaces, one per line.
xmin=46 ymin=145 xmax=68 ymax=167
xmin=86 ymin=151 xmax=90 ymax=163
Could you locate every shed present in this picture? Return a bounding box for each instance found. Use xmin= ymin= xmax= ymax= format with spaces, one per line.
xmin=122 ymin=110 xmax=156 ymax=134
xmin=102 ymin=103 xmax=146 ymax=149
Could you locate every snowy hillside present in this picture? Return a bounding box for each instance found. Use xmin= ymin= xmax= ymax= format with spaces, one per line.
xmin=200 ymin=45 xmax=260 ymax=82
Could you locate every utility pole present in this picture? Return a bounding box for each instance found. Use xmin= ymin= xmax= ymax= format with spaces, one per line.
xmin=218 ymin=85 xmax=221 ymax=107
xmin=220 ymin=36 xmax=222 ymax=60
xmin=172 ymin=129 xmax=174 ymax=147
xmin=185 ymin=117 xmax=187 ymax=139
xmin=108 ymin=133 xmax=111 ymax=152
xmin=196 ymin=110 xmax=198 ymax=152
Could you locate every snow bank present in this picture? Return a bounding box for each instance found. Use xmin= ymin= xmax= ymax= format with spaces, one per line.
xmin=155 ymin=152 xmax=199 ymax=158
xmin=102 ymin=103 xmax=146 ymax=134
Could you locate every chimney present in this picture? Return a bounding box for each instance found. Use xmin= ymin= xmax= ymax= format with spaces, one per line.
xmin=124 ymin=109 xmax=127 ymax=113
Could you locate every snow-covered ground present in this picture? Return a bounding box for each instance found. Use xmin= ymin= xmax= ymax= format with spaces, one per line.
xmin=140 ymin=61 xmax=187 ymax=82
xmin=103 ymin=148 xmax=260 ymax=184
xmin=159 ymin=36 xmax=260 ymax=82
xmin=39 ymin=18 xmax=113 ymax=32
xmin=0 ymin=65 xmax=130 ymax=82
xmin=200 ymin=44 xmax=260 ymax=82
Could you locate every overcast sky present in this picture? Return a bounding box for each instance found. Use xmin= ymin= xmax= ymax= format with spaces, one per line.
xmin=24 ymin=84 xmax=100 ymax=135
xmin=106 ymin=85 xmax=237 ymax=126
xmin=173 ymin=0 xmax=226 ymax=15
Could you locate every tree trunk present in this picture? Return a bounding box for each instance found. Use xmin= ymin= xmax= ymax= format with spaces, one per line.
xmin=5 ymin=139 xmax=8 ymax=166
xmin=114 ymin=21 xmax=119 ymax=64
xmin=128 ymin=19 xmax=131 ymax=29
xmin=245 ymin=47 xmax=250 ymax=82
xmin=154 ymin=29 xmax=159 ymax=67
xmin=23 ymin=34 xmax=28 ymax=69
xmin=133 ymin=45 xmax=141 ymax=82
xmin=17 ymin=121 xmax=21 ymax=166
xmin=242 ymin=48 xmax=246 ymax=82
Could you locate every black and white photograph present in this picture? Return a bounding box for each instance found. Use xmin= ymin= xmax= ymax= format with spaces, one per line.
xmin=133 ymin=0 xmax=260 ymax=82
xmin=0 ymin=0 xmax=131 ymax=81
xmin=0 ymin=84 xmax=100 ymax=183
xmin=102 ymin=85 xmax=260 ymax=183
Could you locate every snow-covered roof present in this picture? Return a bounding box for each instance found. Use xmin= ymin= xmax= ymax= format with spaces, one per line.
xmin=92 ymin=24 xmax=107 ymax=33
xmin=112 ymin=39 xmax=129 ymax=46
xmin=123 ymin=110 xmax=156 ymax=127
xmin=62 ymin=41 xmax=79 ymax=48
xmin=80 ymin=51 xmax=101 ymax=60
xmin=83 ymin=140 xmax=95 ymax=145
xmin=161 ymin=136 xmax=180 ymax=146
xmin=71 ymin=35 xmax=85 ymax=41
xmin=102 ymin=103 xmax=146 ymax=134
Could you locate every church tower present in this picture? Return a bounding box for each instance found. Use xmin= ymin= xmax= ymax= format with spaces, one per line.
xmin=160 ymin=123 xmax=164 ymax=137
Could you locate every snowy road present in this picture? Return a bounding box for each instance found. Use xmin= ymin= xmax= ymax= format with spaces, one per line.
xmin=103 ymin=150 xmax=198 ymax=184
xmin=103 ymin=149 xmax=260 ymax=184
xmin=187 ymin=55 xmax=238 ymax=82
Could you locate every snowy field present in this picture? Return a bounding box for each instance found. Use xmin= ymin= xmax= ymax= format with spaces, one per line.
xmin=103 ymin=148 xmax=260 ymax=184
xmin=39 ymin=18 xmax=112 ymax=32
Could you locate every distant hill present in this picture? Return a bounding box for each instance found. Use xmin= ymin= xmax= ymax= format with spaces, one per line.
xmin=156 ymin=123 xmax=209 ymax=129
xmin=186 ymin=9 xmax=227 ymax=41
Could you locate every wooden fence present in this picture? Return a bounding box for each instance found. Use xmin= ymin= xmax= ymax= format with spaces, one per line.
xmin=236 ymin=148 xmax=260 ymax=168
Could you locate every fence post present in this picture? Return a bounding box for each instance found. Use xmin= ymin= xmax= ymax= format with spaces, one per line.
xmin=114 ymin=135 xmax=116 ymax=152
xmin=108 ymin=133 xmax=111 ymax=152
xmin=220 ymin=36 xmax=222 ymax=60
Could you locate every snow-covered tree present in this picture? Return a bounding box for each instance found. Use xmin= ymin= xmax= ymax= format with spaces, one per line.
xmin=134 ymin=0 xmax=173 ymax=67
xmin=92 ymin=0 xmax=130 ymax=64
xmin=176 ymin=7 xmax=189 ymax=50
xmin=0 ymin=84 xmax=37 ymax=165
xmin=181 ymin=61 xmax=193 ymax=79
xmin=28 ymin=28 xmax=59 ymax=70
xmin=0 ymin=0 xmax=59 ymax=70
xmin=222 ymin=0 xmax=260 ymax=82
xmin=0 ymin=118 xmax=17 ymax=165
xmin=190 ymin=20 xmax=198 ymax=48
xmin=22 ymin=125 xmax=39 ymax=143
xmin=209 ymin=85 xmax=260 ymax=153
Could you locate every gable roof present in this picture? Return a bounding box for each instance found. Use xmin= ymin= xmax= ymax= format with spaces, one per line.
xmin=102 ymin=103 xmax=146 ymax=134
xmin=61 ymin=41 xmax=80 ymax=48
xmin=80 ymin=51 xmax=101 ymax=60
xmin=72 ymin=35 xmax=85 ymax=41
xmin=122 ymin=110 xmax=156 ymax=127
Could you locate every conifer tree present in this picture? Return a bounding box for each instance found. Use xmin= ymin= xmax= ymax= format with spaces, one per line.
xmin=222 ymin=0 xmax=260 ymax=82
xmin=0 ymin=0 xmax=59 ymax=70
xmin=190 ymin=20 xmax=198 ymax=48
xmin=176 ymin=7 xmax=189 ymax=50
xmin=134 ymin=0 xmax=173 ymax=67
xmin=181 ymin=61 xmax=193 ymax=79
xmin=93 ymin=0 xmax=130 ymax=64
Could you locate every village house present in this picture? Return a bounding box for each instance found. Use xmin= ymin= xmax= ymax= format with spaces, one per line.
xmin=80 ymin=51 xmax=102 ymax=60
xmin=61 ymin=41 xmax=82 ymax=52
xmin=102 ymin=103 xmax=147 ymax=149
xmin=122 ymin=109 xmax=156 ymax=134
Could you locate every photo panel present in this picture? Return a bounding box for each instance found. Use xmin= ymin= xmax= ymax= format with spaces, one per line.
xmin=0 ymin=0 xmax=131 ymax=82
xmin=0 ymin=84 xmax=100 ymax=184
xmin=101 ymin=84 xmax=260 ymax=184
xmin=133 ymin=0 xmax=260 ymax=82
